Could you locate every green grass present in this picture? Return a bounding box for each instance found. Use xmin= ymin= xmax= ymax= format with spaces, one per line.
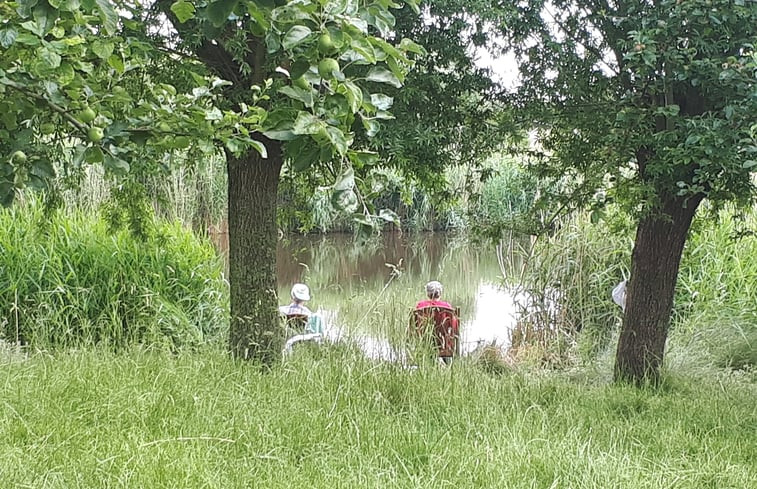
xmin=1 ymin=348 xmax=754 ymax=488
xmin=0 ymin=200 xmax=227 ymax=349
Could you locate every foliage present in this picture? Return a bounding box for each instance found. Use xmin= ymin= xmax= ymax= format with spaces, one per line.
xmin=674 ymin=206 xmax=757 ymax=370
xmin=1 ymin=349 xmax=755 ymax=488
xmin=0 ymin=0 xmax=236 ymax=206
xmin=0 ymin=200 xmax=227 ymax=348
xmin=1 ymin=0 xmax=426 ymax=363
xmin=504 ymin=0 xmax=757 ymax=217
xmin=356 ymin=0 xmax=510 ymax=198
xmin=469 ymin=154 xmax=539 ymax=240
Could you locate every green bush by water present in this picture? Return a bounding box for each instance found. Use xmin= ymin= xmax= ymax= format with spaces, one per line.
xmin=0 ymin=202 xmax=227 ymax=349
xmin=0 ymin=349 xmax=754 ymax=488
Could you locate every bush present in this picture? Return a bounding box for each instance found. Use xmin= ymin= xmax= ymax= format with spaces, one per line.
xmin=0 ymin=201 xmax=227 ymax=349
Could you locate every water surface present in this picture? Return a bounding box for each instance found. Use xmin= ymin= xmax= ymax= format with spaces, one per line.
xmin=277 ymin=233 xmax=516 ymax=359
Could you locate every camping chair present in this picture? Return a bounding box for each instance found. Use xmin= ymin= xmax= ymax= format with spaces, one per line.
xmin=409 ymin=306 xmax=461 ymax=363
xmin=283 ymin=313 xmax=309 ymax=336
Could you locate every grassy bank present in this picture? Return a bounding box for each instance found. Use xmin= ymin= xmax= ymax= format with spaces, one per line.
xmin=1 ymin=349 xmax=754 ymax=488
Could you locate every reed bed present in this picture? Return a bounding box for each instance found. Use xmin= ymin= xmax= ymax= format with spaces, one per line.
xmin=0 ymin=201 xmax=227 ymax=349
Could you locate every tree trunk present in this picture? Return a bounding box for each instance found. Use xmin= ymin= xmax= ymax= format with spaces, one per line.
xmin=227 ymin=141 xmax=284 ymax=365
xmin=614 ymin=193 xmax=703 ymax=384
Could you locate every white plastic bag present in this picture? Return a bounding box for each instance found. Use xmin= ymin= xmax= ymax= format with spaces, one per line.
xmin=612 ymin=280 xmax=627 ymax=312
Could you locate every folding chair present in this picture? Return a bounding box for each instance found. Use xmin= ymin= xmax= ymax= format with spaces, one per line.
xmin=409 ymin=306 xmax=461 ymax=363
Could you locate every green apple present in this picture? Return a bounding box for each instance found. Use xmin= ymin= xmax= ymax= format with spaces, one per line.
xmin=174 ymin=136 xmax=190 ymax=149
xmin=292 ymin=76 xmax=310 ymax=90
xmin=318 ymin=58 xmax=340 ymax=79
xmin=79 ymin=107 xmax=97 ymax=124
xmin=11 ymin=150 xmax=27 ymax=164
xmin=87 ymin=126 xmax=104 ymax=143
xmin=318 ymin=33 xmax=336 ymax=55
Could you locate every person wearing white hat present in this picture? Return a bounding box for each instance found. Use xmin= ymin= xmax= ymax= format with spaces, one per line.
xmin=279 ymin=283 xmax=313 ymax=316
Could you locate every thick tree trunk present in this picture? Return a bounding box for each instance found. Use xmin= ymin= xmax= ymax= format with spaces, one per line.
xmin=227 ymin=141 xmax=284 ymax=365
xmin=614 ymin=193 xmax=703 ymax=384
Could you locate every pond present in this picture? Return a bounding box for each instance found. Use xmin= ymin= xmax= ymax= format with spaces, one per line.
xmin=277 ymin=233 xmax=518 ymax=360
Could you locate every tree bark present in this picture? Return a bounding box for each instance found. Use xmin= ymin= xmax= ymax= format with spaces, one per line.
xmin=614 ymin=192 xmax=703 ymax=384
xmin=227 ymin=140 xmax=284 ymax=365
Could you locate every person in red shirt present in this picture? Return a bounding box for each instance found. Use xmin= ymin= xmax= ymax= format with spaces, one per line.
xmin=415 ymin=280 xmax=453 ymax=309
xmin=412 ymin=280 xmax=459 ymax=362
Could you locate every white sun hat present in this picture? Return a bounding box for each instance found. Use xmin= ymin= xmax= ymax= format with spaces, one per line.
xmin=291 ymin=283 xmax=311 ymax=301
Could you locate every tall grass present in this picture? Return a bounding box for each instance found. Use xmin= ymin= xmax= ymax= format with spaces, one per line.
xmin=0 ymin=201 xmax=227 ymax=349
xmin=0 ymin=348 xmax=754 ymax=488
xmin=511 ymin=204 xmax=757 ymax=371
xmin=503 ymin=210 xmax=633 ymax=364
xmin=672 ymin=208 xmax=757 ymax=370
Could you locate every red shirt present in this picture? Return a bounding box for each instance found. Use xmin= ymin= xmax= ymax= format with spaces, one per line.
xmin=415 ymin=299 xmax=453 ymax=310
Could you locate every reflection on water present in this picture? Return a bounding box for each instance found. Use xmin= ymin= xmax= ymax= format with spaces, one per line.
xmin=277 ymin=233 xmax=516 ymax=360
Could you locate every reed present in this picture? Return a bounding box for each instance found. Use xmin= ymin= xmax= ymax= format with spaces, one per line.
xmin=0 ymin=200 xmax=227 ymax=349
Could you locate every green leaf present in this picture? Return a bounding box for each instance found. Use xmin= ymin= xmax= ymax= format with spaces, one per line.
xmin=263 ymin=129 xmax=297 ymax=141
xmin=38 ymin=47 xmax=62 ymax=69
xmin=348 ymin=150 xmax=378 ymax=168
xmin=402 ymin=0 xmax=420 ymax=15
xmin=331 ymin=167 xmax=358 ymax=213
xmin=350 ymin=37 xmax=376 ymax=64
xmin=20 ymin=20 xmax=44 ymax=37
xmin=365 ymin=67 xmax=401 ymax=88
xmin=16 ymin=0 xmax=39 ymax=18
xmin=31 ymin=159 xmax=55 ymax=179
xmin=338 ymin=81 xmax=363 ymax=113
xmin=325 ymin=126 xmax=349 ymax=155
xmin=289 ymin=140 xmax=319 ymax=172
xmin=290 ymin=59 xmax=311 ymax=80
xmin=370 ymin=93 xmax=393 ymax=110
xmin=278 ymin=86 xmax=314 ymax=107
xmin=95 ymin=0 xmax=119 ymax=36
xmin=292 ymin=112 xmax=324 ymax=135
xmin=84 ymin=146 xmax=104 ymax=164
xmin=206 ymin=0 xmax=239 ymax=27
xmin=281 ymin=25 xmax=312 ymax=50
xmin=249 ymin=139 xmax=267 ymax=158
xmin=332 ymin=188 xmax=358 ymax=213
xmin=104 ymin=154 xmax=129 ymax=174
xmin=107 ymin=54 xmax=125 ymax=74
xmin=378 ymin=208 xmax=400 ymax=225
xmin=58 ymin=0 xmax=80 ymax=12
xmin=170 ymin=1 xmax=196 ymax=23
xmin=362 ymin=117 xmax=379 ymax=137
xmin=91 ymin=40 xmax=114 ymax=60
xmin=370 ymin=7 xmax=395 ymax=37
xmin=0 ymin=28 xmax=18 ymax=49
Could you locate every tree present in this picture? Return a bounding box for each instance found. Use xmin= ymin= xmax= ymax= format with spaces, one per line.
xmin=1 ymin=0 xmax=421 ymax=365
xmin=362 ymin=0 xmax=506 ymax=196
xmin=499 ymin=0 xmax=756 ymax=383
